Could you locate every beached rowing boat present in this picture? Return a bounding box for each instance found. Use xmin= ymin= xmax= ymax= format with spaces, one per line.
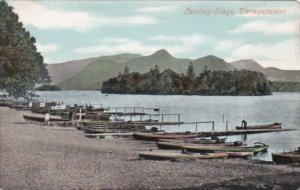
xmin=158 ymin=137 xmax=228 ymax=144
xmin=138 ymin=151 xmax=228 ymax=160
xmin=23 ymin=114 xmax=69 ymax=122
xmin=156 ymin=141 xmax=244 ymax=150
xmin=156 ymin=142 xmax=253 ymax=159
xmin=272 ymin=148 xmax=300 ymax=164
xmin=133 ymin=132 xmax=199 ymax=141
xmin=236 ymin=123 xmax=281 ymax=130
xmin=182 ymin=142 xmax=268 ymax=155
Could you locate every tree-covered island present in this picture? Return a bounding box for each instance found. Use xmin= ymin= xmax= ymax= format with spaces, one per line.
xmin=102 ymin=63 xmax=272 ymax=96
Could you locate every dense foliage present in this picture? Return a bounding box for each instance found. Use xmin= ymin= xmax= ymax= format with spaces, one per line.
xmin=102 ymin=65 xmax=272 ymax=96
xmin=271 ymin=81 xmax=300 ymax=92
xmin=0 ymin=1 xmax=50 ymax=97
xmin=35 ymin=84 xmax=61 ymax=91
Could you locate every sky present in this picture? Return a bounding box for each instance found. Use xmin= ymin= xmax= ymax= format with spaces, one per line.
xmin=7 ymin=0 xmax=300 ymax=70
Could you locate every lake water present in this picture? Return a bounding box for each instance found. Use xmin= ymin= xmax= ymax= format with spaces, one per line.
xmin=37 ymin=91 xmax=300 ymax=161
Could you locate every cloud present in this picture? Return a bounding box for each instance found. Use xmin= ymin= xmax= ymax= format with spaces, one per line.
xmin=135 ymin=6 xmax=177 ymax=13
xmin=215 ymin=40 xmax=242 ymax=52
xmin=222 ymin=39 xmax=300 ymax=70
xmin=36 ymin=43 xmax=60 ymax=53
xmin=73 ymin=34 xmax=209 ymax=57
xmin=229 ymin=20 xmax=298 ymax=35
xmin=10 ymin=1 xmax=157 ymax=31
xmin=150 ymin=34 xmax=209 ymax=45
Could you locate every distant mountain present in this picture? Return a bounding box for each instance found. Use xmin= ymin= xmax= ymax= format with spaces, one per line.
xmin=56 ymin=53 xmax=141 ymax=90
xmin=193 ymin=55 xmax=234 ymax=73
xmin=230 ymin=59 xmax=266 ymax=74
xmin=48 ymin=49 xmax=299 ymax=90
xmin=265 ymin=67 xmax=300 ymax=82
xmin=47 ymin=53 xmax=141 ymax=84
xmin=230 ymin=60 xmax=300 ymax=82
xmin=123 ymin=49 xmax=191 ymax=74
xmin=57 ymin=50 xmax=234 ymax=90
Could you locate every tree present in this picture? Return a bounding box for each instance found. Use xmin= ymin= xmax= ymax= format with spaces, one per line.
xmin=123 ymin=66 xmax=129 ymax=75
xmin=0 ymin=1 xmax=50 ymax=97
xmin=154 ymin=65 xmax=160 ymax=74
xmin=187 ymin=62 xmax=195 ymax=80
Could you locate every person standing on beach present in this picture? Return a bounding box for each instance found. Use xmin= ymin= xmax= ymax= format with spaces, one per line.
xmin=242 ymin=120 xmax=247 ymax=129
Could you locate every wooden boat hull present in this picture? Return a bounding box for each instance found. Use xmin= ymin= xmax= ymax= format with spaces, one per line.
xmin=236 ymin=123 xmax=281 ymax=130
xmin=182 ymin=143 xmax=268 ymax=155
xmin=272 ymin=152 xmax=300 ymax=164
xmin=133 ymin=133 xmax=199 ymax=141
xmin=138 ymin=151 xmax=228 ymax=160
xmin=156 ymin=141 xmax=244 ymax=151
xmin=23 ymin=114 xmax=69 ymax=122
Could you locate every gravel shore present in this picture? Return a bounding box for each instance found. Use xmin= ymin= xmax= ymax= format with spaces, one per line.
xmin=0 ymin=107 xmax=299 ymax=190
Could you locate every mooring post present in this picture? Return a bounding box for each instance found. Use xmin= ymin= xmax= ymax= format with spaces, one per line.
xmin=140 ymin=115 xmax=142 ymax=121
xmin=178 ymin=114 xmax=181 ymax=122
xmin=116 ymin=107 xmax=118 ymax=113
xmin=124 ymin=107 xmax=126 ymax=113
xmin=150 ymin=115 xmax=152 ymax=120
xmin=130 ymin=115 xmax=132 ymax=121
xmin=142 ymin=107 xmax=144 ymax=113
xmin=212 ymin=121 xmax=215 ymax=131
xmin=162 ymin=114 xmax=164 ymax=122
xmin=134 ymin=107 xmax=136 ymax=113
xmin=196 ymin=123 xmax=198 ymax=132
xmin=226 ymin=121 xmax=228 ymax=131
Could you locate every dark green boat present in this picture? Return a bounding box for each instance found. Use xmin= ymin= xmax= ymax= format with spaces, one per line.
xmin=182 ymin=142 xmax=268 ymax=155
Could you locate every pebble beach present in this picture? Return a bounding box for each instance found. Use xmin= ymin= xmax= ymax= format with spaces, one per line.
xmin=0 ymin=106 xmax=300 ymax=190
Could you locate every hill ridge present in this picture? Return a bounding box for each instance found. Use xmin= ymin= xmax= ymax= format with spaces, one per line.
xmin=47 ymin=50 xmax=300 ymax=90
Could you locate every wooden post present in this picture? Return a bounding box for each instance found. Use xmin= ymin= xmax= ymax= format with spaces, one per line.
xmin=212 ymin=121 xmax=215 ymax=131
xmin=226 ymin=121 xmax=228 ymax=131
xmin=130 ymin=115 xmax=132 ymax=121
xmin=140 ymin=115 xmax=142 ymax=121
xmin=134 ymin=107 xmax=136 ymax=113
xmin=45 ymin=113 xmax=49 ymax=123
xmin=124 ymin=107 xmax=126 ymax=113
xmin=162 ymin=114 xmax=164 ymax=122
xmin=150 ymin=115 xmax=152 ymax=120
xmin=79 ymin=108 xmax=82 ymax=121
xmin=178 ymin=114 xmax=180 ymax=122
xmin=196 ymin=123 xmax=198 ymax=132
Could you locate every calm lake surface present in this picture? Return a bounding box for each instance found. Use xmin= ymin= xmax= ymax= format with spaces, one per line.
xmin=37 ymin=91 xmax=300 ymax=161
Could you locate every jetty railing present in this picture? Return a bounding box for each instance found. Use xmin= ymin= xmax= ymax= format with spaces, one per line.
xmin=182 ymin=121 xmax=215 ymax=131
xmin=103 ymin=106 xmax=160 ymax=113
xmin=127 ymin=113 xmax=181 ymax=123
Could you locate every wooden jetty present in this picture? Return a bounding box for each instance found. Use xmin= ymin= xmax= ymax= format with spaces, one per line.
xmin=80 ymin=120 xmax=183 ymax=127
